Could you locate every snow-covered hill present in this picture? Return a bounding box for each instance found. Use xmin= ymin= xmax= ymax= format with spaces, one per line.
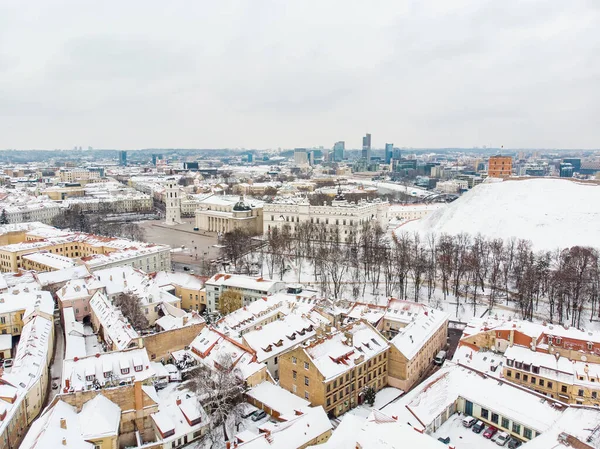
xmin=398 ymin=178 xmax=600 ymax=250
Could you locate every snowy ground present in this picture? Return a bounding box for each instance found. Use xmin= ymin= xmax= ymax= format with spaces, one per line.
xmin=84 ymin=324 xmax=105 ymax=356
xmin=432 ymin=414 xmax=505 ymax=449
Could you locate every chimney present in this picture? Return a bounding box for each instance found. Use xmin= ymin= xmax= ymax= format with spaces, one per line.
xmin=176 ymin=397 xmax=182 ymax=406
xmin=60 ymin=418 xmax=67 ymax=429
xmin=62 ymin=438 xmax=67 ymax=446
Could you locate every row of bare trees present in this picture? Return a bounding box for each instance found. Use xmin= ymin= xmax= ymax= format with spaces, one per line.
xmin=228 ymin=222 xmax=599 ymax=328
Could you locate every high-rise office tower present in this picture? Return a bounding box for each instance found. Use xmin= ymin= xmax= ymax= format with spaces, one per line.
xmin=294 ymin=148 xmax=309 ymax=166
xmin=385 ymin=143 xmax=394 ymax=164
xmin=333 ymin=141 xmax=345 ymax=162
xmin=119 ymin=150 xmax=127 ymax=166
xmin=392 ymin=148 xmax=402 ymax=160
xmin=362 ymin=133 xmax=372 ymax=161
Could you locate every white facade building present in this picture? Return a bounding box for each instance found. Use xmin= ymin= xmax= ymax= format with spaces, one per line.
xmin=0 ymin=202 xmax=61 ymax=224
xmin=194 ymin=195 xmax=263 ymax=234
xmin=164 ymin=180 xmax=182 ymax=224
xmin=263 ymin=196 xmax=389 ymax=240
xmin=204 ymin=273 xmax=286 ymax=313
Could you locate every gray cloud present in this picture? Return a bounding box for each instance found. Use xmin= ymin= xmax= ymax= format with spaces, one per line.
xmin=0 ymin=0 xmax=598 ymax=150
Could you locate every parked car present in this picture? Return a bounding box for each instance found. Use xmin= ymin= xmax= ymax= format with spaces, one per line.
xmin=437 ymin=436 xmax=451 ymax=444
xmin=241 ymin=405 xmax=259 ymax=419
xmin=462 ymin=416 xmax=477 ymax=428
xmin=2 ymin=358 xmax=13 ymax=369
xmin=251 ymin=410 xmax=267 ymax=422
xmin=472 ymin=421 xmax=485 ymax=433
xmin=495 ymin=432 xmax=510 ymax=446
xmin=434 ymin=350 xmax=447 ymax=366
xmin=484 ymin=426 xmax=498 ymax=439
xmin=508 ymin=437 xmax=523 ymax=448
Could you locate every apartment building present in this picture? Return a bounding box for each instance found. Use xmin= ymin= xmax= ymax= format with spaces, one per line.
xmin=0 ymin=202 xmax=61 ymax=225
xmin=279 ymin=321 xmax=390 ymax=418
xmin=0 ymin=311 xmax=54 ymax=449
xmin=63 ymin=192 xmax=153 ymax=214
xmin=0 ymin=225 xmax=171 ymax=273
xmin=0 ymin=290 xmax=54 ymax=337
xmin=58 ymin=168 xmax=101 ymax=184
xmin=204 ymin=273 xmax=285 ymax=314
xmin=263 ymin=196 xmax=389 ymax=240
xmin=152 ymin=271 xmax=206 ymax=312
xmin=488 ymin=155 xmax=513 ymax=178
xmin=460 ymin=317 xmax=600 ymax=406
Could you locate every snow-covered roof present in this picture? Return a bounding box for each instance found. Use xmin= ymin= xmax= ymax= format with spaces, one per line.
xmin=62 ymin=348 xmax=154 ymax=392
xmin=151 ymin=393 xmax=208 ymax=441
xmin=22 ymin=251 xmax=76 ymax=270
xmin=78 ymin=394 xmax=121 ymax=439
xmin=189 ymin=326 xmax=265 ymax=381
xmin=304 ymin=321 xmax=389 ymax=381
xmin=382 ymin=363 xmax=563 ymax=434
xmin=154 ymin=304 xmax=204 ymax=331
xmin=216 ymin=296 xmax=287 ymax=335
xmin=246 ymin=382 xmax=310 ymax=416
xmin=0 ymin=288 xmax=53 ymax=317
xmin=314 ymin=410 xmax=447 ymax=449
xmin=89 ymin=291 xmax=140 ymax=351
xmin=0 ymin=315 xmax=53 ymax=441
xmin=57 ymin=276 xmax=103 ymax=303
xmin=206 ymin=273 xmax=285 ymax=293
xmin=18 ymin=400 xmax=94 ymax=449
xmin=36 ymin=265 xmax=91 ymax=286
xmin=0 ymin=334 xmax=11 ymax=351
xmin=242 ymin=312 xmax=325 ymax=363
xmin=390 ymin=307 xmax=449 ymax=360
xmin=152 ymin=271 xmax=204 ymax=290
xmin=63 ymin=307 xmax=87 ymax=360
xmin=236 ymin=406 xmax=331 ymax=449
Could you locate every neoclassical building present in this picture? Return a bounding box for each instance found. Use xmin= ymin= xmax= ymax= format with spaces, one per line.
xmin=194 ymin=195 xmax=263 ymax=234
xmin=263 ymin=193 xmax=389 ymax=240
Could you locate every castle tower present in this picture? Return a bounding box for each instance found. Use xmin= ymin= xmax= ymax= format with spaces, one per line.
xmin=164 ymin=180 xmax=182 ymax=224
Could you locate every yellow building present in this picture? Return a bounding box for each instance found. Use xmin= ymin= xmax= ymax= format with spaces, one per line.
xmin=152 ymin=271 xmax=206 ymax=312
xmin=279 ymin=321 xmax=389 ymax=418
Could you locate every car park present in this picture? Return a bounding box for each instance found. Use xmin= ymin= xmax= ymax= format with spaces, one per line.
xmin=483 ymin=426 xmax=498 ymax=439
xmin=472 ymin=420 xmax=485 ymax=433
xmin=462 ymin=416 xmax=477 ymax=428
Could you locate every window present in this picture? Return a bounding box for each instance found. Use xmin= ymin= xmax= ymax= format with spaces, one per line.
xmin=134 ymin=365 xmax=143 ymax=373
xmin=539 ymin=379 xmax=545 ymax=387
xmin=532 ymin=366 xmax=540 ymax=374
xmin=304 ymin=361 xmax=309 ymax=370
xmin=304 ymin=391 xmax=309 ymax=400
xmin=561 ymin=385 xmax=568 ymax=393
xmin=121 ymin=368 xmax=130 ymax=375
xmin=523 ymin=375 xmax=528 ymax=382
xmin=547 ymin=382 xmax=553 ymax=389
xmin=524 ymin=428 xmax=533 ymax=440
xmin=531 ymin=377 xmax=536 ymax=384
xmin=292 ymin=370 xmax=297 ymax=380
xmin=292 ymin=356 xmax=297 ymax=365
xmin=515 ymin=373 xmax=521 ymax=380
xmin=491 ymin=413 xmax=499 ymax=424
xmin=292 ymin=385 xmax=297 ymax=393
xmin=506 ymin=370 xmax=512 ymax=377
xmin=555 ymin=337 xmax=562 ymax=345
xmin=326 ymin=398 xmax=331 ymax=406
xmin=512 ymin=423 xmax=521 ymax=434
xmin=304 ymin=376 xmax=309 ymax=386
xmin=481 ymin=409 xmax=489 ymax=419
xmin=592 ymin=392 xmax=597 ymax=399
xmin=86 ymin=374 xmax=94 ymax=382
xmin=501 ymin=417 xmax=510 ymax=429
xmin=578 ymin=389 xmax=584 ymax=397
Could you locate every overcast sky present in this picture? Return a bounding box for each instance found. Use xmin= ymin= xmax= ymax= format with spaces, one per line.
xmin=0 ymin=1 xmax=598 ymax=150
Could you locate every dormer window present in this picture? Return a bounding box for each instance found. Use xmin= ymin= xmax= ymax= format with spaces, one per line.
xmin=121 ymin=367 xmax=130 ymax=375
xmin=134 ymin=365 xmax=143 ymax=372
xmin=104 ymin=370 xmax=112 ymax=378
xmin=86 ymin=374 xmax=95 ymax=382
xmin=547 ymin=336 xmax=553 ymax=345
xmin=555 ymin=337 xmax=562 ymax=346
xmin=588 ymin=342 xmax=594 ymax=351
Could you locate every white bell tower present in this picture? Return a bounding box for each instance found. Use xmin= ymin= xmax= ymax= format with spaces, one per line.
xmin=164 ymin=180 xmax=182 ymax=224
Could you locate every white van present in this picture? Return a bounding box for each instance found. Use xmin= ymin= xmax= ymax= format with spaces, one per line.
xmin=495 ymin=432 xmax=510 ymax=446
xmin=462 ymin=416 xmax=476 ymax=428
xmin=434 ymin=350 xmax=447 ymax=366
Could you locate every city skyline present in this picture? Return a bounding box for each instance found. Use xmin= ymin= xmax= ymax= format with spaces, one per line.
xmin=0 ymin=1 xmax=598 ymax=150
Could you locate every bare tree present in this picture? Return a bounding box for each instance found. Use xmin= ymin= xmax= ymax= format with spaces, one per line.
xmin=189 ymin=353 xmax=246 ymax=446
xmin=114 ymin=293 xmax=149 ymax=331
xmin=218 ymin=290 xmax=243 ymax=315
